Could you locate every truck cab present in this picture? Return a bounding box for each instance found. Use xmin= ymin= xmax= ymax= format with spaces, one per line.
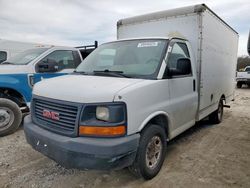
xmin=0 ymin=46 xmax=83 ymax=136
xmin=24 ymin=37 xmax=198 ymax=178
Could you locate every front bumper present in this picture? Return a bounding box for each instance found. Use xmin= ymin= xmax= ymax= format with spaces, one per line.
xmin=24 ymin=115 xmax=140 ymax=170
xmin=236 ymin=78 xmax=250 ymax=82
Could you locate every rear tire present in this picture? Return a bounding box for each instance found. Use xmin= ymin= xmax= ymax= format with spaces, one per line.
xmin=209 ymin=99 xmax=223 ymax=124
xmin=129 ymin=124 xmax=167 ymax=180
xmin=0 ymin=98 xmax=22 ymax=136
xmin=236 ymin=82 xmax=242 ymax=88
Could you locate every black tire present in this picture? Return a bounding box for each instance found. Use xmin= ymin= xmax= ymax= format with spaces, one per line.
xmin=129 ymin=124 xmax=167 ymax=180
xmin=236 ymin=82 xmax=242 ymax=88
xmin=0 ymin=98 xmax=22 ymax=136
xmin=209 ymin=99 xmax=223 ymax=124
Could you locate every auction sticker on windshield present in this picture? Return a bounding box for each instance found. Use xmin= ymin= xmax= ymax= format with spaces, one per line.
xmin=137 ymin=41 xmax=159 ymax=48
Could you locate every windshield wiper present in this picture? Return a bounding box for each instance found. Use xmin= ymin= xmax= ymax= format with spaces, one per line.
xmin=73 ymin=70 xmax=89 ymax=75
xmin=93 ymin=69 xmax=131 ymax=78
xmin=1 ymin=62 xmax=14 ymax=65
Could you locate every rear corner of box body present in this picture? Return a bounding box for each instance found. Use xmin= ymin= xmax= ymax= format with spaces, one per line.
xmin=197 ymin=9 xmax=238 ymax=120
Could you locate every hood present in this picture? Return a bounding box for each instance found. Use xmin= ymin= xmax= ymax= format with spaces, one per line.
xmin=33 ymin=75 xmax=145 ymax=103
xmin=0 ymin=64 xmax=31 ymax=74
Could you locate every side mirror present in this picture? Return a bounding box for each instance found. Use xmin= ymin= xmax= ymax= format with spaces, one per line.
xmin=36 ymin=59 xmax=59 ymax=73
xmin=168 ymin=58 xmax=192 ymax=77
xmin=0 ymin=51 xmax=7 ymax=63
xmin=0 ymin=58 xmax=6 ymax=64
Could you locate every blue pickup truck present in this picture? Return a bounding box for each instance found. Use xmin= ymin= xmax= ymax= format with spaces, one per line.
xmin=0 ymin=44 xmax=96 ymax=136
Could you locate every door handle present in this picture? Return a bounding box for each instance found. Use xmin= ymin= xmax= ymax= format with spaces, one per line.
xmin=193 ymin=79 xmax=196 ymax=92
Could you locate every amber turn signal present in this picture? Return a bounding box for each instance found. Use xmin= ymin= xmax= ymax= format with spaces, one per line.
xmin=79 ymin=125 xmax=126 ymax=137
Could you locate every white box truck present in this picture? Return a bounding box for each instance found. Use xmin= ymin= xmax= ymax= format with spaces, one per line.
xmin=24 ymin=4 xmax=238 ymax=180
xmin=0 ymin=39 xmax=52 ymax=63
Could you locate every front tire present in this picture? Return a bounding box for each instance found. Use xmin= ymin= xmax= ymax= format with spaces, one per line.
xmin=129 ymin=124 xmax=167 ymax=180
xmin=209 ymin=99 xmax=223 ymax=124
xmin=236 ymin=82 xmax=242 ymax=88
xmin=0 ymin=98 xmax=22 ymax=136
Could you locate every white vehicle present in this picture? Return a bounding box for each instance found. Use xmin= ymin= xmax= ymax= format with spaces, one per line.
xmin=24 ymin=4 xmax=238 ymax=180
xmin=236 ymin=66 xmax=250 ymax=88
xmin=0 ymin=39 xmax=51 ymax=63
xmin=236 ymin=31 xmax=250 ymax=88
xmin=248 ymin=30 xmax=250 ymax=55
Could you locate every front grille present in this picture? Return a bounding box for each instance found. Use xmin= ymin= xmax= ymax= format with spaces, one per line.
xmin=33 ymin=97 xmax=79 ymax=136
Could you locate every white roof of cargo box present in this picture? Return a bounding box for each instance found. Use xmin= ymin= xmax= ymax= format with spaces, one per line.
xmin=117 ymin=4 xmax=238 ymax=35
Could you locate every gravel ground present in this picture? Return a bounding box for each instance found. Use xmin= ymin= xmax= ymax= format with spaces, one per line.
xmin=0 ymin=88 xmax=250 ymax=188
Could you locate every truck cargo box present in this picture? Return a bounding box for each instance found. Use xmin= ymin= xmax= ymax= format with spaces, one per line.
xmin=117 ymin=4 xmax=239 ymax=120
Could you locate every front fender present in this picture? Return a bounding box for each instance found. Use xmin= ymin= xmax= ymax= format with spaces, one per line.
xmin=0 ymin=74 xmax=31 ymax=103
xmin=138 ymin=111 xmax=172 ymax=137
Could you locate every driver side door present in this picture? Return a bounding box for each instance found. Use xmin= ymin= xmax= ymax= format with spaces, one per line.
xmin=166 ymin=40 xmax=198 ymax=136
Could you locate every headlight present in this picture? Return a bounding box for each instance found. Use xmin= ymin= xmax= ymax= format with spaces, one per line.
xmin=79 ymin=102 xmax=127 ymax=137
xmin=96 ymin=106 xmax=110 ymax=121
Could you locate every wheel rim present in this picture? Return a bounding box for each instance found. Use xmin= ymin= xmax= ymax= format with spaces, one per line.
xmin=218 ymin=102 xmax=223 ymax=121
xmin=145 ymin=135 xmax=163 ymax=169
xmin=0 ymin=107 xmax=14 ymax=130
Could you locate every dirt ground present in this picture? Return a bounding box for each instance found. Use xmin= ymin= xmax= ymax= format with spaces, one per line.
xmin=0 ymin=88 xmax=249 ymax=188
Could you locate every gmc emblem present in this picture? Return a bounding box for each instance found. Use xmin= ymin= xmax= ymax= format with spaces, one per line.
xmin=42 ymin=109 xmax=60 ymax=121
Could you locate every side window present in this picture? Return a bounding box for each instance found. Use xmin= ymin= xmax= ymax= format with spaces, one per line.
xmin=42 ymin=50 xmax=75 ymax=71
xmin=72 ymin=51 xmax=81 ymax=67
xmin=167 ymin=42 xmax=192 ymax=76
xmin=0 ymin=51 xmax=7 ymax=63
xmin=245 ymin=67 xmax=250 ymax=72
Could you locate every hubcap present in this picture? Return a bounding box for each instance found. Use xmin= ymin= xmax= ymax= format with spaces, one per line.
xmin=0 ymin=108 xmax=14 ymax=129
xmin=146 ymin=135 xmax=163 ymax=169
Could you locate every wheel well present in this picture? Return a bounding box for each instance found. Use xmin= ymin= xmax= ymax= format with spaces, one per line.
xmin=145 ymin=114 xmax=169 ymax=139
xmin=0 ymin=88 xmax=26 ymax=107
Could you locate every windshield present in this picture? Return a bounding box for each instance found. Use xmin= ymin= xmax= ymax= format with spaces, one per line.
xmin=3 ymin=48 xmax=49 ymax=65
xmin=75 ymin=39 xmax=168 ymax=79
xmin=245 ymin=67 xmax=250 ymax=72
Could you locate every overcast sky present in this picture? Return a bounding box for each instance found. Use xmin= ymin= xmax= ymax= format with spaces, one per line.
xmin=0 ymin=0 xmax=249 ymax=56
